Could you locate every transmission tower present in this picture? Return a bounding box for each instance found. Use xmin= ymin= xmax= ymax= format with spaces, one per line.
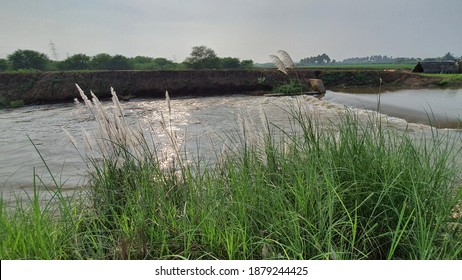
xmin=49 ymin=40 xmax=59 ymax=61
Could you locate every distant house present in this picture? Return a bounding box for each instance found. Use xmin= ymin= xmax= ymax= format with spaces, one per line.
xmin=412 ymin=61 xmax=460 ymax=74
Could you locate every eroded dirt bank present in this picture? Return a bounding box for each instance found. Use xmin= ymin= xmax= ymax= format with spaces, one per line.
xmin=0 ymin=69 xmax=448 ymax=105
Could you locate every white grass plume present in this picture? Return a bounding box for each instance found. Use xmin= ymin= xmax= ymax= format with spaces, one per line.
xmin=269 ymin=55 xmax=288 ymax=75
xmin=277 ymin=50 xmax=295 ymax=69
xmin=270 ymin=50 xmax=295 ymax=75
xmin=67 ymin=84 xmax=191 ymax=181
xmin=72 ymin=84 xmax=144 ymax=162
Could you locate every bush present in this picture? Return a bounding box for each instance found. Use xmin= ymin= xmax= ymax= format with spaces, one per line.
xmin=0 ymin=98 xmax=25 ymax=109
xmin=436 ymin=79 xmax=449 ymax=87
xmin=9 ymin=100 xmax=24 ymax=108
xmin=272 ymin=79 xmax=309 ymax=95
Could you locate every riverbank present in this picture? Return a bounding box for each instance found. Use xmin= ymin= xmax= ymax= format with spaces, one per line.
xmin=0 ymin=69 xmax=458 ymax=107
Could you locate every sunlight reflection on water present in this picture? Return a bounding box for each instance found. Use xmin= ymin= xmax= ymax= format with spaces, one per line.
xmin=1 ymin=90 xmax=460 ymax=202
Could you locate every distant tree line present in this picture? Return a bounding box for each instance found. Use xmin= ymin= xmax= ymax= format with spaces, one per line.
xmin=299 ymin=53 xmax=331 ymax=65
xmin=298 ymin=52 xmax=461 ymax=66
xmin=0 ymin=46 xmax=254 ymax=72
xmin=340 ymin=55 xmax=398 ymax=64
xmin=421 ymin=52 xmax=458 ymax=62
xmin=1 ymin=48 xmax=459 ymax=72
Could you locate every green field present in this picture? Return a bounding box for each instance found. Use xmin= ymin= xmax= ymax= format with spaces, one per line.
xmin=297 ymin=63 xmax=415 ymax=70
xmin=254 ymin=63 xmax=416 ymax=71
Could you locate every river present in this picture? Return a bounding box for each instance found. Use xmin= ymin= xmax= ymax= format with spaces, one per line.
xmin=324 ymin=88 xmax=462 ymax=129
xmin=1 ymin=88 xmax=461 ymax=203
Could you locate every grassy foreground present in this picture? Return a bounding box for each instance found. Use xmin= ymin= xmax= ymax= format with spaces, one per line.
xmin=1 ymin=89 xmax=461 ymax=260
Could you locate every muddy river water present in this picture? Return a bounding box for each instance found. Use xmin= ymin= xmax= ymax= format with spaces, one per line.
xmin=1 ymin=88 xmax=461 ymax=202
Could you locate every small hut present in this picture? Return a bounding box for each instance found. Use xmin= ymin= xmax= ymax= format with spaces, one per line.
xmin=412 ymin=61 xmax=460 ymax=74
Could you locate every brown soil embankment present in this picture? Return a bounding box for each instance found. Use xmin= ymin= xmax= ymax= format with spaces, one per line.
xmin=0 ymin=69 xmax=448 ymax=106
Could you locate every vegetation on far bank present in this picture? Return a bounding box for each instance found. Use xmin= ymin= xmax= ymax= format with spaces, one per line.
xmin=1 ymin=46 xmax=459 ymax=73
xmin=272 ymin=80 xmax=310 ymax=95
xmin=0 ymin=97 xmax=24 ymax=109
xmin=0 ymin=48 xmax=460 ymax=110
xmin=418 ymin=73 xmax=462 ymax=87
xmin=1 ymin=87 xmax=461 ymax=260
xmin=298 ymin=63 xmax=415 ymax=70
xmin=0 ymin=46 xmax=254 ymax=72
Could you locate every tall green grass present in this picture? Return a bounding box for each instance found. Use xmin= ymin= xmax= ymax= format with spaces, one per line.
xmin=1 ymin=88 xmax=461 ymax=259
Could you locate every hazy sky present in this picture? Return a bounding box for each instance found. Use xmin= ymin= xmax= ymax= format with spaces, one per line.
xmin=1 ymin=0 xmax=461 ymax=63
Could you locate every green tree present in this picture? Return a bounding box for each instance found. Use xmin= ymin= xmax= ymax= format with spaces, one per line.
xmin=90 ymin=53 xmax=113 ymax=70
xmin=153 ymin=58 xmax=176 ymax=70
xmin=131 ymin=56 xmax=155 ymax=64
xmin=130 ymin=56 xmax=156 ymax=70
xmin=184 ymin=46 xmax=220 ymax=69
xmin=300 ymin=53 xmax=331 ymax=65
xmin=0 ymin=59 xmax=9 ymax=71
xmin=90 ymin=53 xmax=131 ymax=70
xmin=7 ymin=49 xmax=50 ymax=70
xmin=59 ymin=53 xmax=91 ymax=70
xmin=442 ymin=52 xmax=456 ymax=61
xmin=240 ymin=59 xmax=254 ymax=69
xmin=108 ymin=55 xmax=131 ymax=70
xmin=220 ymin=57 xmax=240 ymax=69
xmin=321 ymin=53 xmax=331 ymax=64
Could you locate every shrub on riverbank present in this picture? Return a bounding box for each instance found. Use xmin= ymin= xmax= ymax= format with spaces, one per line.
xmin=421 ymin=74 xmax=462 ymax=87
xmin=1 ymin=89 xmax=461 ymax=259
xmin=272 ymin=79 xmax=309 ymax=95
xmin=0 ymin=97 xmax=24 ymax=109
